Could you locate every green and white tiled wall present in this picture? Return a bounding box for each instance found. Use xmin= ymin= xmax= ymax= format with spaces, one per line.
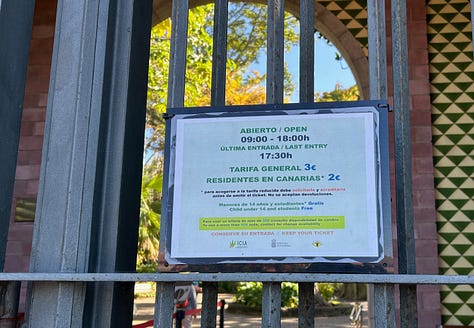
xmin=428 ymin=0 xmax=474 ymax=325
xmin=319 ymin=0 xmax=474 ymax=325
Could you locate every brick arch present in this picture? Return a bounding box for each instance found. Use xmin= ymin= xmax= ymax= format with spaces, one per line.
xmin=152 ymin=0 xmax=369 ymax=99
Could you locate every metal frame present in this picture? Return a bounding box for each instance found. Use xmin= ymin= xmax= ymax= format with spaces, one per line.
xmin=2 ymin=272 xmax=474 ymax=284
xmin=24 ymin=0 xmax=153 ymax=326
xmin=0 ymin=0 xmax=36 ymax=271
xmin=391 ymin=0 xmax=418 ymax=326
xmin=0 ymin=2 xmax=36 ymax=322
xmin=366 ymin=0 xmax=396 ymax=326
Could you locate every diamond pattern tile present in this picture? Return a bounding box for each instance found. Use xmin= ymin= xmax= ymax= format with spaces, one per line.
xmin=318 ymin=0 xmax=368 ymax=55
xmin=428 ymin=0 xmax=474 ymax=325
xmin=316 ymin=1 xmax=474 ymax=324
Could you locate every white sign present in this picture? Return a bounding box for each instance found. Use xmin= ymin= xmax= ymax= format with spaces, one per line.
xmin=169 ymin=111 xmax=381 ymax=262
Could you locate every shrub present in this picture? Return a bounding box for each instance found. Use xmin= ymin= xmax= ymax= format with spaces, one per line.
xmin=218 ymin=281 xmax=240 ymax=293
xmin=317 ymin=283 xmax=344 ymax=302
xmin=235 ymin=282 xmax=298 ymax=308
xmin=281 ymin=282 xmax=298 ymax=308
xmin=136 ymin=261 xmax=158 ymax=273
xmin=235 ymin=282 xmax=262 ymax=308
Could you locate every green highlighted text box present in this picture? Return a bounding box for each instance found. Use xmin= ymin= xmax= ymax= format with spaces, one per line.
xmin=199 ymin=216 xmax=344 ymax=230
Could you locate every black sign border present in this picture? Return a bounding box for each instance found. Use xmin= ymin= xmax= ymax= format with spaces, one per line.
xmin=158 ymin=101 xmax=392 ymax=274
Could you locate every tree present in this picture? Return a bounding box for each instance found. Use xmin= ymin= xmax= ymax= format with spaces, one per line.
xmin=145 ymin=3 xmax=299 ymax=162
xmin=137 ymin=172 xmax=162 ymax=267
xmin=140 ymin=3 xmax=300 ymax=265
xmin=315 ymin=83 xmax=359 ymax=102
xmin=140 ymin=3 xmax=359 ymax=266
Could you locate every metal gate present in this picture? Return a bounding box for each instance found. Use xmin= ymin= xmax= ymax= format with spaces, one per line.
xmin=155 ymin=1 xmax=402 ymax=327
xmin=0 ymin=0 xmax=464 ymax=327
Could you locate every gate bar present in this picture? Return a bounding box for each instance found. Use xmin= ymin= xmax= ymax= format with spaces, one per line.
xmin=201 ymin=281 xmax=219 ymax=328
xmin=367 ymin=0 xmax=395 ymax=327
xmin=2 ymin=272 xmax=474 ymax=285
xmin=298 ymin=282 xmax=315 ymax=328
xmin=267 ymin=0 xmax=285 ymax=104
xmin=367 ymin=0 xmax=388 ymax=101
xmin=167 ymin=0 xmax=189 ymax=108
xmin=391 ymin=0 xmax=418 ymax=326
xmin=207 ymin=1 xmax=229 ymax=320
xmin=0 ymin=0 xmax=36 ymax=271
xmin=262 ymin=282 xmax=282 ymax=328
xmin=211 ymin=0 xmax=229 ymax=106
xmin=298 ymin=0 xmax=315 ymax=326
xmin=299 ymin=0 xmax=314 ymax=103
xmin=373 ymin=284 xmax=395 ymax=328
xmin=154 ymin=282 xmax=175 ymax=328
xmin=264 ymin=1 xmax=285 ymax=326
xmin=156 ymin=1 xmax=190 ymax=327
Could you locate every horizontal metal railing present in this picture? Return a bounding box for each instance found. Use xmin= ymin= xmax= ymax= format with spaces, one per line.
xmin=2 ymin=273 xmax=470 ymax=327
xmin=1 ymin=272 xmax=474 ymax=284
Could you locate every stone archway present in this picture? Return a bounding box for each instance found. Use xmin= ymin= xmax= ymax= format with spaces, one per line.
xmin=151 ymin=0 xmax=369 ymax=99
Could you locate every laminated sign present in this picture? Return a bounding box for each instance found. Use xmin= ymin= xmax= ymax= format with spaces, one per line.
xmin=162 ymin=103 xmax=391 ymax=266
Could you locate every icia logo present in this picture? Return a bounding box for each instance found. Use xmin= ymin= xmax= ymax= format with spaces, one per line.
xmin=229 ymin=240 xmax=248 ymax=248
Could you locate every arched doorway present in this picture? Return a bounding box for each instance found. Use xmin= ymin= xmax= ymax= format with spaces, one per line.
xmin=151 ymin=0 xmax=369 ymax=99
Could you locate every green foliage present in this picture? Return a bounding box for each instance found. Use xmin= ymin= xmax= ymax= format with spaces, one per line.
xmin=139 ymin=2 xmax=358 ymax=269
xmin=227 ymin=3 xmax=299 ymax=64
xmin=184 ymin=6 xmax=214 ymax=107
xmin=281 ymin=282 xmax=299 ymax=308
xmin=139 ymin=4 xmax=302 ymax=266
xmin=218 ymin=281 xmax=240 ymax=294
xmin=145 ymin=3 xmax=300 ymax=159
xmin=137 ymin=173 xmax=162 ymax=265
xmin=136 ymin=262 xmax=158 ymax=273
xmin=316 ymin=283 xmax=344 ymax=302
xmin=235 ymin=282 xmax=262 ymax=308
xmin=235 ymin=282 xmax=298 ymax=308
xmin=315 ymin=83 xmax=359 ymax=102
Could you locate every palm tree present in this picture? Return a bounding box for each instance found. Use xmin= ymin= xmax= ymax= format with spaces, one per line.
xmin=137 ymin=173 xmax=162 ymax=268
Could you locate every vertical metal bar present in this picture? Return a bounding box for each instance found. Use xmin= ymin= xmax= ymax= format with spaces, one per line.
xmin=211 ymin=0 xmax=229 ymax=106
xmin=0 ymin=281 xmax=20 ymax=328
xmin=366 ymin=1 xmax=395 ymax=327
xmin=298 ymin=1 xmax=315 ymax=323
xmin=159 ymin=2 xmax=189 ymax=324
xmin=262 ymin=282 xmax=281 ymax=328
xmin=175 ymin=310 xmax=185 ymax=328
xmin=167 ymin=0 xmax=189 ymax=108
xmin=299 ymin=0 xmax=314 ymax=103
xmin=0 ymin=0 xmax=36 ymax=271
xmin=27 ymin=0 xmax=153 ymax=326
xmin=368 ymin=0 xmax=393 ymax=261
xmin=219 ymin=299 xmax=226 ymax=328
xmin=400 ymin=284 xmax=418 ymax=327
xmin=373 ymin=284 xmax=395 ymax=328
xmin=391 ymin=0 xmax=418 ymax=326
xmin=265 ymin=3 xmax=285 ymax=322
xmin=392 ymin=0 xmax=415 ymax=274
xmin=201 ymin=282 xmax=218 ymax=328
xmin=267 ymin=0 xmax=285 ymax=104
xmin=367 ymin=0 xmax=388 ymax=100
xmin=154 ymin=282 xmax=175 ymax=328
xmin=298 ymin=282 xmax=314 ymax=328
xmin=84 ymin=0 xmax=152 ymax=326
xmin=27 ymin=0 xmax=106 ymax=323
